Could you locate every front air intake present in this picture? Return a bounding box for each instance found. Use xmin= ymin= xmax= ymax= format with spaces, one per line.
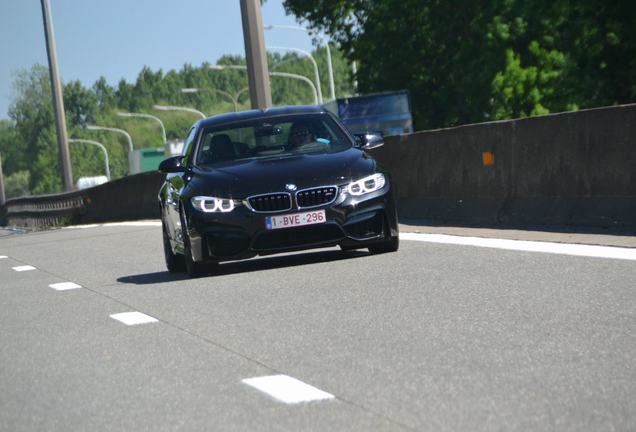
xmin=296 ymin=186 xmax=338 ymax=209
xmin=247 ymin=193 xmax=292 ymax=213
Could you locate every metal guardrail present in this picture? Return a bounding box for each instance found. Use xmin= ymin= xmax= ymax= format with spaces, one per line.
xmin=3 ymin=191 xmax=85 ymax=228
xmin=0 ymin=171 xmax=164 ymax=230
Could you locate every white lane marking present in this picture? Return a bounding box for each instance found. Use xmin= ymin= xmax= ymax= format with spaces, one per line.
xmin=12 ymin=265 xmax=36 ymax=272
xmin=242 ymin=375 xmax=334 ymax=404
xmin=102 ymin=221 xmax=161 ymax=227
xmin=0 ymin=255 xmax=7 ymax=259
xmin=63 ymin=221 xmax=161 ymax=229
xmin=49 ymin=282 xmax=82 ymax=291
xmin=62 ymin=224 xmax=100 ymax=229
xmin=400 ymin=232 xmax=636 ymax=261
xmin=110 ymin=311 xmax=158 ymax=326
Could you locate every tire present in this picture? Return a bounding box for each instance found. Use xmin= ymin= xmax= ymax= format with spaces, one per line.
xmin=368 ymin=235 xmax=399 ymax=254
xmin=163 ymin=221 xmax=185 ymax=272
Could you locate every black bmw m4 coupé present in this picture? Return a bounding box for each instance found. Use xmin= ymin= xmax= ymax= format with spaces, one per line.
xmin=158 ymin=105 xmax=399 ymax=277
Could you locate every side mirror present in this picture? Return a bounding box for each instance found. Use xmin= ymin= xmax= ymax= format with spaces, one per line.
xmin=354 ymin=131 xmax=384 ymax=150
xmin=158 ymin=156 xmax=185 ymax=173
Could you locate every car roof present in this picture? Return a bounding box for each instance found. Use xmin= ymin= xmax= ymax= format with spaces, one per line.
xmin=195 ymin=105 xmax=328 ymax=129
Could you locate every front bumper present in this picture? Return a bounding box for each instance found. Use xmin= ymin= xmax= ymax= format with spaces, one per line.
xmin=184 ymin=185 xmax=398 ymax=263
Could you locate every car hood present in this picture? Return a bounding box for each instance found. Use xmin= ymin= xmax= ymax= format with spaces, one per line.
xmin=186 ymin=148 xmax=376 ymax=197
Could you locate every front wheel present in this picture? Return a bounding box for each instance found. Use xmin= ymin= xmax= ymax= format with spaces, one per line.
xmin=368 ymin=235 xmax=399 ymax=254
xmin=163 ymin=221 xmax=185 ymax=272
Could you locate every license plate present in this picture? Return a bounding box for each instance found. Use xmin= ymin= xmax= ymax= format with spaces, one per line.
xmin=265 ymin=210 xmax=326 ymax=230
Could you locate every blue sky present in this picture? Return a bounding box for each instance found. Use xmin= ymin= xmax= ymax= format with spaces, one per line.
xmin=0 ymin=0 xmax=319 ymax=119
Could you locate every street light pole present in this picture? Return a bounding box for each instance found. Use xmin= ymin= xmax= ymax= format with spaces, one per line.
xmin=68 ymin=138 xmax=111 ymax=180
xmin=265 ymin=25 xmax=335 ymax=100
xmin=182 ymin=87 xmax=249 ymax=112
xmin=85 ymin=125 xmax=134 ymax=174
xmin=270 ymin=72 xmax=319 ymax=104
xmin=268 ymin=46 xmax=323 ymax=103
xmin=40 ymin=0 xmax=73 ymax=191
xmin=210 ymin=65 xmax=319 ymax=105
xmin=0 ymin=153 xmax=6 ymax=205
xmin=117 ymin=112 xmax=168 ymax=156
xmin=154 ymin=104 xmax=206 ymax=119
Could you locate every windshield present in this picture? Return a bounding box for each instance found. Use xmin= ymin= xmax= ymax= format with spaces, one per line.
xmin=196 ymin=114 xmax=351 ymax=165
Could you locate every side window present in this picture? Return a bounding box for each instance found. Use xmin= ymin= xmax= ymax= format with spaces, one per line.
xmin=181 ymin=127 xmax=197 ymax=162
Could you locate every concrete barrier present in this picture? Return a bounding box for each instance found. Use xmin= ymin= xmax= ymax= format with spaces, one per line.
xmin=369 ymin=103 xmax=636 ymax=227
xmin=2 ymin=104 xmax=634 ymax=229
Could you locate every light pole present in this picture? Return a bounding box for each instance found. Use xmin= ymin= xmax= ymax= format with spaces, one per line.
xmin=211 ymin=65 xmax=319 ymax=105
xmin=181 ymin=87 xmax=249 ymax=112
xmin=240 ymin=0 xmax=272 ymax=109
xmin=265 ymin=25 xmax=335 ymax=100
xmin=117 ymin=112 xmax=168 ymax=156
xmin=268 ymin=45 xmax=323 ymax=103
xmin=41 ymin=0 xmax=73 ymax=191
xmin=68 ymin=138 xmax=111 ymax=180
xmin=154 ymin=104 xmax=206 ymax=119
xmin=270 ymin=72 xmax=319 ymax=104
xmin=0 ymin=153 xmax=5 ymax=205
xmin=85 ymin=125 xmax=134 ymax=175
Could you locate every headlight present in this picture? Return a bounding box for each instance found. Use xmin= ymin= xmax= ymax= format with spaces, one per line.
xmin=191 ymin=196 xmax=240 ymax=213
xmin=345 ymin=173 xmax=386 ymax=196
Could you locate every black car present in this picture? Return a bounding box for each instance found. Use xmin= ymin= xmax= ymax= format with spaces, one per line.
xmin=158 ymin=105 xmax=399 ymax=277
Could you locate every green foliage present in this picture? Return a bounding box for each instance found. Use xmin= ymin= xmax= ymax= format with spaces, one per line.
xmin=283 ymin=0 xmax=636 ymax=129
xmin=4 ymin=170 xmax=31 ymax=199
xmin=1 ymin=46 xmax=353 ymax=197
xmin=64 ymin=80 xmax=98 ymax=126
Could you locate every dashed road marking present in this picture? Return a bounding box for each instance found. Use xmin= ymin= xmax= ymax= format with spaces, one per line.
xmin=49 ymin=282 xmax=82 ymax=291
xmin=110 ymin=311 xmax=158 ymax=326
xmin=400 ymin=232 xmax=636 ymax=261
xmin=62 ymin=224 xmax=100 ymax=229
xmin=103 ymin=221 xmax=161 ymax=227
xmin=12 ymin=265 xmax=36 ymax=272
xmin=242 ymin=375 xmax=334 ymax=404
xmin=0 ymin=255 xmax=7 ymax=259
xmin=64 ymin=221 xmax=161 ymax=229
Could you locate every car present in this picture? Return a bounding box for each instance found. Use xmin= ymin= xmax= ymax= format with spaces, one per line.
xmin=158 ymin=105 xmax=399 ymax=277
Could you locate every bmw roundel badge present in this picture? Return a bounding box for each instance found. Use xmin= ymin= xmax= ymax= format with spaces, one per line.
xmin=285 ymin=183 xmax=297 ymax=191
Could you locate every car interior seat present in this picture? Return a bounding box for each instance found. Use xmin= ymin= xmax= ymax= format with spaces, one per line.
xmin=203 ymin=134 xmax=235 ymax=163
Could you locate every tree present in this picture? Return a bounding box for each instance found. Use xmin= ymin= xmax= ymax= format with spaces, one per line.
xmin=283 ymin=0 xmax=636 ymax=129
xmin=64 ymin=80 xmax=98 ymax=126
xmin=92 ymin=76 xmax=116 ymax=110
xmin=7 ymin=65 xmax=60 ymax=194
xmin=1 ymin=44 xmax=354 ymax=197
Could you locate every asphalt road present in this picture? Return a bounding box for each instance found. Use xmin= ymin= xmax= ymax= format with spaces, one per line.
xmin=1 ymin=223 xmax=634 ymax=431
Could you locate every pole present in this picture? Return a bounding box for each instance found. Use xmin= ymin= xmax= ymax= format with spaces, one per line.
xmin=268 ymin=46 xmax=323 ymax=103
xmin=0 ymin=153 xmax=6 ymax=205
xmin=264 ymin=25 xmax=336 ymax=100
xmin=117 ymin=112 xmax=167 ymax=156
xmin=323 ymin=41 xmax=335 ymax=100
xmin=86 ymin=125 xmax=134 ymax=174
xmin=69 ymin=139 xmax=110 ymax=180
xmin=270 ymin=72 xmax=318 ymax=104
xmin=41 ymin=0 xmax=73 ymax=191
xmin=352 ymin=61 xmax=358 ymax=94
xmin=211 ymin=65 xmax=319 ymax=105
xmin=240 ymin=0 xmax=271 ymax=109
xmin=154 ymin=105 xmax=206 ymax=119
xmin=212 ymin=91 xmax=238 ymax=112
